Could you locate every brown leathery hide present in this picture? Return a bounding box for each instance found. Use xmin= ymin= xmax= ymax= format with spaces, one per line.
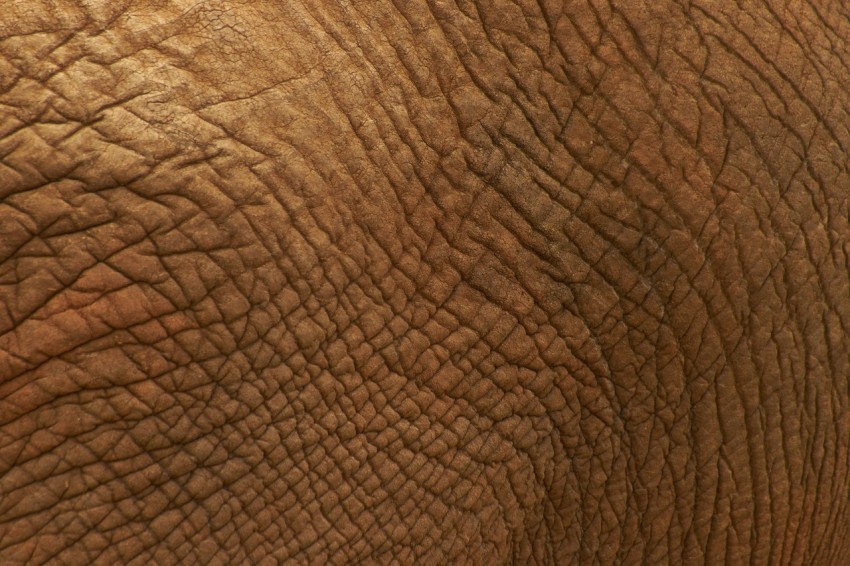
xmin=1 ymin=1 xmax=849 ymax=564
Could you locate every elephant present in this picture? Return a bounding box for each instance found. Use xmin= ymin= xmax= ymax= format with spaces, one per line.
xmin=1 ymin=0 xmax=848 ymax=563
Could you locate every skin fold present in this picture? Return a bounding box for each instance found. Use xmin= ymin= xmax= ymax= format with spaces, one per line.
xmin=0 ymin=0 xmax=848 ymax=563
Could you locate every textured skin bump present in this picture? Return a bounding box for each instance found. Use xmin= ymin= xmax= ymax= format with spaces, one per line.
xmin=1 ymin=1 xmax=849 ymax=564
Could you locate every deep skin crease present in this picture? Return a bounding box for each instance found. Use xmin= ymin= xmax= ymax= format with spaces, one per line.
xmin=1 ymin=0 xmax=849 ymax=564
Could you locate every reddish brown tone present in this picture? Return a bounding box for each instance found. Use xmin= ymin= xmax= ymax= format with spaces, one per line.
xmin=1 ymin=1 xmax=849 ymax=564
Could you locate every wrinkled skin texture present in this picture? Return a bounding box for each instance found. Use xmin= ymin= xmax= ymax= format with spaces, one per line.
xmin=1 ymin=0 xmax=849 ymax=564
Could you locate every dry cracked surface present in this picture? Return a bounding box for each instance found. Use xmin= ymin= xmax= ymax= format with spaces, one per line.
xmin=1 ymin=1 xmax=849 ymax=564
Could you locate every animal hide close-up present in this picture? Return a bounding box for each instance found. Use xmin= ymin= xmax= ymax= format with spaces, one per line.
xmin=1 ymin=1 xmax=849 ymax=564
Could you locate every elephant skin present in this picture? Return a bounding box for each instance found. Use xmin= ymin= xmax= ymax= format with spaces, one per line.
xmin=1 ymin=1 xmax=849 ymax=564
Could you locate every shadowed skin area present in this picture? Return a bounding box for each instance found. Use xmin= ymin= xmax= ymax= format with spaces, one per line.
xmin=1 ymin=0 xmax=849 ymax=564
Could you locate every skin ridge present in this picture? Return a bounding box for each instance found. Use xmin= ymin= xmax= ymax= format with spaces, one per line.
xmin=0 ymin=0 xmax=848 ymax=564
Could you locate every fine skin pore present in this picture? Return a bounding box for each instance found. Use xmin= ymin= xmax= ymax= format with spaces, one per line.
xmin=1 ymin=1 xmax=849 ymax=564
